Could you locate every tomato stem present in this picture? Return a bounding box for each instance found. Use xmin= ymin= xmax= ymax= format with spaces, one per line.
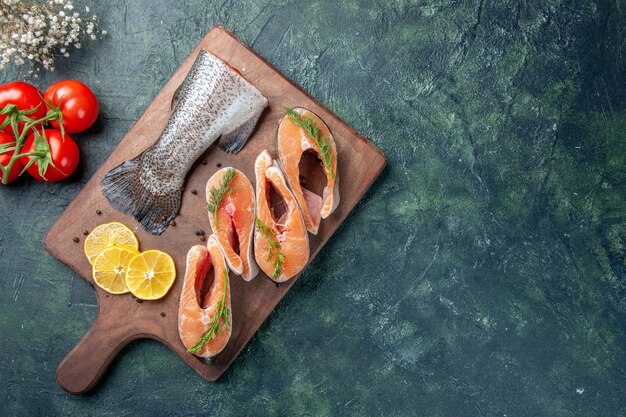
xmin=15 ymin=151 xmax=45 ymax=158
xmin=0 ymin=102 xmax=66 ymax=184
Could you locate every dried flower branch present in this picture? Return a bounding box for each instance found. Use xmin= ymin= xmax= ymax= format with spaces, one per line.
xmin=0 ymin=0 xmax=106 ymax=73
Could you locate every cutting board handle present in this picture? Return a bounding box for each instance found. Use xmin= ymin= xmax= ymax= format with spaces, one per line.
xmin=56 ymin=312 xmax=139 ymax=394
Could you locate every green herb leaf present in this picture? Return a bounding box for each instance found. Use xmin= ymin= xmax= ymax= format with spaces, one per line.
xmin=255 ymin=216 xmax=285 ymax=279
xmin=207 ymin=168 xmax=237 ymax=229
xmin=187 ymin=269 xmax=231 ymax=354
xmin=285 ymin=107 xmax=335 ymax=180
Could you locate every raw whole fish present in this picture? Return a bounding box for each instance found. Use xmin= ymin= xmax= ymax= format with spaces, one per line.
xmin=178 ymin=236 xmax=231 ymax=359
xmin=277 ymin=107 xmax=339 ymax=235
xmin=206 ymin=167 xmax=259 ymax=281
xmin=254 ymin=150 xmax=309 ymax=282
xmin=102 ymin=50 xmax=268 ymax=235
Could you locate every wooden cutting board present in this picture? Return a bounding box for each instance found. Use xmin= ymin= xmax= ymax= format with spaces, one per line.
xmin=45 ymin=25 xmax=386 ymax=395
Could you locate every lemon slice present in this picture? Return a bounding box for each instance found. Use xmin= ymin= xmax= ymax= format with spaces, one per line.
xmin=125 ymin=250 xmax=176 ymax=300
xmin=84 ymin=222 xmax=139 ymax=264
xmin=92 ymin=246 xmax=140 ymax=294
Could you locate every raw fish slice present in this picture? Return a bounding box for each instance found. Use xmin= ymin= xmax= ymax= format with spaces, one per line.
xmin=277 ymin=107 xmax=339 ymax=235
xmin=206 ymin=167 xmax=259 ymax=281
xmin=178 ymin=236 xmax=231 ymax=359
xmin=301 ymin=188 xmax=324 ymax=230
xmin=254 ymin=150 xmax=309 ymax=282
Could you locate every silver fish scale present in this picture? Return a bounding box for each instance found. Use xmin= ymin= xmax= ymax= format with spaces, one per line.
xmin=139 ymin=50 xmax=267 ymax=195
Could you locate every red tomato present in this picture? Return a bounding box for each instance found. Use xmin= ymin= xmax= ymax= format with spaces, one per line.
xmin=0 ymin=82 xmax=47 ymax=136
xmin=21 ymin=129 xmax=79 ymax=182
xmin=44 ymin=80 xmax=99 ymax=134
xmin=0 ymin=131 xmax=23 ymax=184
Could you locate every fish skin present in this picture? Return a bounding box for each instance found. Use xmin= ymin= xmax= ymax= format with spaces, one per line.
xmin=101 ymin=49 xmax=268 ymax=235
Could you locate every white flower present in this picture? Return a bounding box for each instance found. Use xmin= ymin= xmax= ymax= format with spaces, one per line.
xmin=0 ymin=0 xmax=104 ymax=72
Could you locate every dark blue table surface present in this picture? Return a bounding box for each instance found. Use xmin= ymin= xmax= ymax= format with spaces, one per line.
xmin=1 ymin=1 xmax=625 ymax=416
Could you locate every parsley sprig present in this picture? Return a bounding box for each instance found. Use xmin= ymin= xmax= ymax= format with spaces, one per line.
xmin=207 ymin=167 xmax=236 ymax=229
xmin=285 ymin=107 xmax=335 ymax=180
xmin=187 ymin=269 xmax=231 ymax=354
xmin=255 ymin=216 xmax=285 ymax=279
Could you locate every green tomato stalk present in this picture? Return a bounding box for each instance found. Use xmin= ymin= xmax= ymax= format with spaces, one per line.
xmin=0 ymin=102 xmax=64 ymax=184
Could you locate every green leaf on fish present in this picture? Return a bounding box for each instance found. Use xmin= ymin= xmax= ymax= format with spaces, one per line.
xmin=285 ymin=107 xmax=335 ymax=180
xmin=207 ymin=167 xmax=236 ymax=229
xmin=187 ymin=269 xmax=230 ymax=354
xmin=255 ymin=215 xmax=285 ymax=279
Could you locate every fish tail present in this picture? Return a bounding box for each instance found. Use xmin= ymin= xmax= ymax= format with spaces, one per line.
xmin=101 ymin=156 xmax=181 ymax=235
